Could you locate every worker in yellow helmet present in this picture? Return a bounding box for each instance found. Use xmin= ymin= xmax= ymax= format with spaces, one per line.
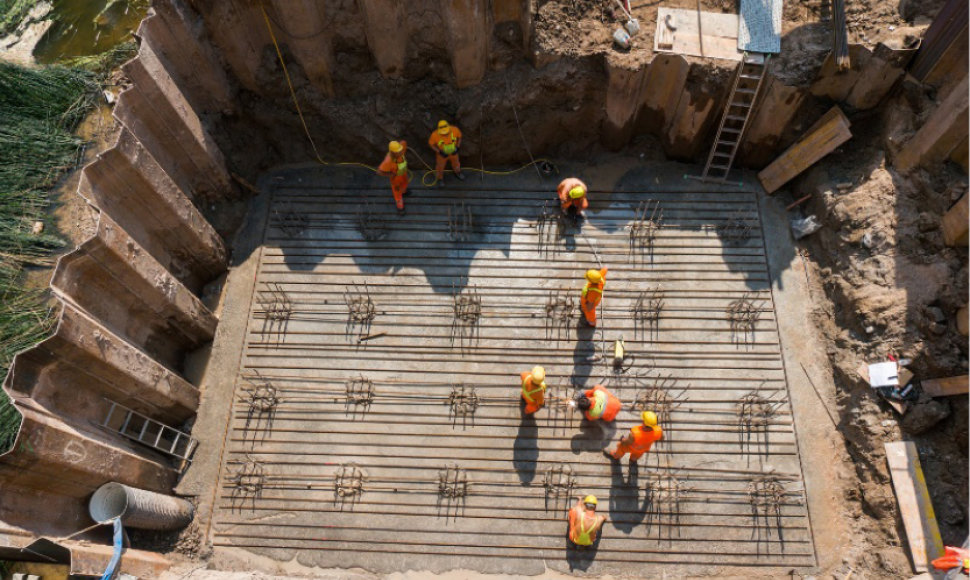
xmin=429 ymin=119 xmax=464 ymax=184
xmin=606 ymin=411 xmax=663 ymax=462
xmin=557 ymin=177 xmax=589 ymax=223
xmin=520 ymin=365 xmax=547 ymax=415
xmin=377 ymin=140 xmax=409 ymax=215
xmin=580 ymin=267 xmax=608 ymax=327
xmin=568 ymin=494 xmax=606 ymax=548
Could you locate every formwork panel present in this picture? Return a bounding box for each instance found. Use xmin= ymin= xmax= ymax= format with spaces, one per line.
xmin=210 ymin=174 xmax=816 ymax=576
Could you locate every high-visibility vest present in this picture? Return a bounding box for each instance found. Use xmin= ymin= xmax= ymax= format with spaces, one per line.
xmin=587 ymin=389 xmax=607 ymax=420
xmin=572 ymin=510 xmax=598 ymax=546
xmin=437 ymin=131 xmax=458 ymax=155
xmin=521 ymin=374 xmax=545 ymax=402
xmin=395 ymin=159 xmax=408 ymax=176
xmin=582 ymin=283 xmax=603 ymax=300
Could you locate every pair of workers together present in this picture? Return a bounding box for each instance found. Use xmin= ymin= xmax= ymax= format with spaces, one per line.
xmin=377 ymin=120 xmax=464 ymax=215
xmin=520 ymin=366 xmax=664 ymax=548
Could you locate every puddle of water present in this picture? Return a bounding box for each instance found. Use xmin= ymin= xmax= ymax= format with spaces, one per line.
xmin=33 ymin=0 xmax=148 ymax=64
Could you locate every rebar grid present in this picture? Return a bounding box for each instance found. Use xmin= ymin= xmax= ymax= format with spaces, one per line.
xmin=273 ymin=204 xmax=308 ymax=237
xmin=536 ymin=200 xmax=568 ymax=256
xmin=543 ymin=288 xmax=575 ymax=343
xmin=447 ymin=202 xmax=475 ymax=242
xmin=631 ymin=372 xmax=686 ymax=449
xmin=736 ymin=386 xmax=786 ymax=464
xmin=726 ymin=292 xmax=765 ymax=347
xmin=436 ymin=464 xmax=470 ymax=521
xmin=334 ymin=464 xmax=365 ymax=510
xmin=546 ymin=392 xmax=575 ymax=437
xmin=238 ymin=370 xmax=280 ymax=446
xmin=646 ymin=473 xmax=693 ymax=540
xmin=542 ymin=463 xmax=576 ymax=513
xmin=715 ymin=210 xmax=756 ymax=244
xmin=447 ymin=384 xmax=480 ymax=429
xmin=345 ymin=375 xmax=375 ymax=417
xmin=747 ymin=474 xmax=787 ymax=554
xmin=256 ymin=282 xmax=292 ymax=344
xmin=451 ymin=279 xmax=482 ymax=352
xmin=629 ymin=200 xmax=663 ymax=261
xmin=344 ymin=281 xmax=377 ymax=339
xmin=228 ymin=456 xmax=266 ymax=513
xmin=632 ymin=286 xmax=665 ymax=341
xmin=355 ymin=200 xmax=389 ymax=241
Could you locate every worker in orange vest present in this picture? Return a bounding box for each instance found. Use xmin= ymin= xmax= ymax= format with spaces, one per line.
xmin=377 ymin=140 xmax=409 ymax=215
xmin=576 ymin=384 xmax=621 ymax=422
xmin=557 ymin=177 xmax=588 ymax=222
xmin=429 ymin=120 xmax=464 ymax=184
xmin=607 ymin=411 xmax=663 ymax=462
xmin=568 ymin=495 xmax=606 ymax=548
xmin=580 ymin=268 xmax=608 ymax=327
xmin=520 ymin=366 xmax=547 ymax=415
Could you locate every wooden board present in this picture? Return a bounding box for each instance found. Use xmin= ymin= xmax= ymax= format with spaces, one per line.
xmin=653 ymin=8 xmax=742 ymax=62
xmin=758 ymin=106 xmax=852 ymax=194
xmin=921 ymin=375 xmax=969 ymax=398
xmin=942 ymin=193 xmax=969 ymax=246
xmin=896 ymin=75 xmax=970 ymax=173
xmin=885 ymin=441 xmax=944 ymax=572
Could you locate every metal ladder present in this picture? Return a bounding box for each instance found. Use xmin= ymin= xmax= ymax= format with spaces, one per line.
xmin=101 ymin=400 xmax=197 ymax=461
xmin=696 ymin=52 xmax=770 ymax=183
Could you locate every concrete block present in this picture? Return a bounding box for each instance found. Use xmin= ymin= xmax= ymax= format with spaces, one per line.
xmin=442 ymin=0 xmax=490 ymax=88
xmin=357 ymin=0 xmax=409 ymax=78
xmin=268 ymin=0 xmax=334 ymax=96
xmin=895 ymin=75 xmax=969 ymax=173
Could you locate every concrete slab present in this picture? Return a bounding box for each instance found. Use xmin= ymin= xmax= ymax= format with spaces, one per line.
xmin=191 ymin=161 xmax=819 ymax=577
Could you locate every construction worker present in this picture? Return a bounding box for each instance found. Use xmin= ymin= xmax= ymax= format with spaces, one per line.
xmin=607 ymin=411 xmax=663 ymax=462
xmin=520 ymin=366 xmax=547 ymax=415
xmin=933 ymin=545 xmax=969 ymax=575
xmin=568 ymin=495 xmax=606 ymax=548
xmin=576 ymin=384 xmax=621 ymax=422
xmin=377 ymin=140 xmax=409 ymax=215
xmin=580 ymin=268 xmax=608 ymax=327
xmin=429 ymin=120 xmax=464 ymax=183
xmin=557 ymin=177 xmax=588 ymax=221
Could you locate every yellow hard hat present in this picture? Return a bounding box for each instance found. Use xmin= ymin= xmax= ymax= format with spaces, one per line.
xmin=568 ymin=186 xmax=586 ymax=199
xmin=583 ymin=495 xmax=598 ymax=506
xmin=642 ymin=411 xmax=658 ymax=427
xmin=585 ymin=269 xmax=602 ymax=284
xmin=438 ymin=120 xmax=450 ymax=134
xmin=531 ymin=366 xmax=546 ymax=383
xmin=388 ymin=141 xmax=403 ymax=153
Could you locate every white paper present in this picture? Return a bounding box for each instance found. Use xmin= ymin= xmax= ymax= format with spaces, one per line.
xmin=868 ymin=362 xmax=899 ymax=388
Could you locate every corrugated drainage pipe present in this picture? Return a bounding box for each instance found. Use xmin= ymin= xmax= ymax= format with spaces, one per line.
xmin=89 ymin=482 xmax=194 ymax=530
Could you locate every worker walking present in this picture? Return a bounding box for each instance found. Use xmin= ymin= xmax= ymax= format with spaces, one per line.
xmin=557 ymin=177 xmax=588 ymax=223
xmin=429 ymin=120 xmax=464 ymax=183
xmin=377 ymin=140 xmax=410 ymax=215
xmin=607 ymin=411 xmax=663 ymax=462
xmin=568 ymin=495 xmax=606 ymax=548
xmin=580 ymin=268 xmax=608 ymax=327
xmin=576 ymin=384 xmax=621 ymax=422
xmin=520 ymin=366 xmax=547 ymax=415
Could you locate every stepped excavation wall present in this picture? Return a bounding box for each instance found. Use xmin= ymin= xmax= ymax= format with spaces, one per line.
xmin=0 ymin=0 xmax=965 ymax=575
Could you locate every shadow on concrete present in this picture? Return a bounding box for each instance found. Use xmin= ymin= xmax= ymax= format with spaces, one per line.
xmin=608 ymin=459 xmax=647 ymax=534
xmin=569 ymin=419 xmax=615 ymax=455
xmin=512 ymin=408 xmax=538 ymax=485
xmin=564 ymin=527 xmax=601 ymax=572
xmin=570 ymin=320 xmax=597 ymax=389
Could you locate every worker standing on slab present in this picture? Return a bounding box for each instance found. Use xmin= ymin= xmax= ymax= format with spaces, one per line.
xmin=377 ymin=140 xmax=409 ymax=215
xmin=557 ymin=177 xmax=589 ymax=223
xmin=580 ymin=268 xmax=608 ymax=327
xmin=429 ymin=120 xmax=464 ymax=184
xmin=576 ymin=384 xmax=621 ymax=422
xmin=606 ymin=411 xmax=663 ymax=462
xmin=520 ymin=366 xmax=547 ymax=415
xmin=568 ymin=495 xmax=606 ymax=548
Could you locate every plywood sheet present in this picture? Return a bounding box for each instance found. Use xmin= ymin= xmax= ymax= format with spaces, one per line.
xmin=654 ymin=8 xmax=742 ymax=62
xmin=885 ymin=441 xmax=944 ymax=572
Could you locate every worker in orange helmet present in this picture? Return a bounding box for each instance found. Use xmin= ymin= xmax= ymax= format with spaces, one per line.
xmin=557 ymin=177 xmax=589 ymax=223
xmin=377 ymin=140 xmax=410 ymax=215
xmin=568 ymin=494 xmax=607 ymax=548
xmin=575 ymin=384 xmax=622 ymax=422
xmin=429 ymin=120 xmax=464 ymax=184
xmin=606 ymin=411 xmax=663 ymax=462
xmin=520 ymin=365 xmax=547 ymax=415
xmin=580 ymin=268 xmax=608 ymax=327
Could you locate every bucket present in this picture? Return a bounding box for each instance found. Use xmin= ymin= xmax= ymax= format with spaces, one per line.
xmin=612 ymin=28 xmax=631 ymax=50
xmin=624 ymin=18 xmax=641 ymax=36
xmin=89 ymin=482 xmax=194 ymax=530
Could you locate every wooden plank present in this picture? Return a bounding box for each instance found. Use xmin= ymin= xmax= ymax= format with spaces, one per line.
xmin=958 ymin=305 xmax=968 ymax=336
xmin=757 ymin=106 xmax=852 ymax=194
xmin=921 ymin=375 xmax=969 ymax=397
xmin=942 ymin=193 xmax=969 ymax=246
xmin=884 ymin=441 xmax=945 ymax=572
xmin=895 ymin=75 xmax=970 ymax=173
xmin=653 ymin=8 xmax=742 ymax=62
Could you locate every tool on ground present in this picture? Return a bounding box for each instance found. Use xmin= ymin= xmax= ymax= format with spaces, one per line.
xmin=611 ymin=0 xmax=638 ymax=49
xmin=612 ymin=338 xmax=626 ymax=368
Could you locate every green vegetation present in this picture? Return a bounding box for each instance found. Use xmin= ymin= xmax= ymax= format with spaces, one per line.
xmin=0 ymin=0 xmax=36 ymax=37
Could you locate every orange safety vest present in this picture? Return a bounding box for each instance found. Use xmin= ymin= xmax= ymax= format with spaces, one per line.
xmin=521 ymin=373 xmax=546 ymax=403
xmin=570 ymin=507 xmax=600 ymax=546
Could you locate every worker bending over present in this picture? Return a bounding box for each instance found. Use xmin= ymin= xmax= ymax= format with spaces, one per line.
xmin=429 ymin=120 xmax=464 ymax=183
xmin=576 ymin=384 xmax=621 ymax=422
xmin=377 ymin=140 xmax=409 ymax=215
xmin=568 ymin=495 xmax=606 ymax=548
xmin=580 ymin=268 xmax=608 ymax=327
xmin=557 ymin=177 xmax=588 ymax=222
xmin=520 ymin=366 xmax=547 ymax=415
xmin=607 ymin=411 xmax=663 ymax=462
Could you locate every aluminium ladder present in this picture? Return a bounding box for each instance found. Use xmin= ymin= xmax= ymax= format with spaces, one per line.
xmin=696 ymin=52 xmax=770 ymax=183
xmin=101 ymin=400 xmax=198 ymax=461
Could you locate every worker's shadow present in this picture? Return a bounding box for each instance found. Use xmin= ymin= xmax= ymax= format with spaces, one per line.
xmin=569 ymin=320 xmax=597 ymax=389
xmin=565 ymin=530 xmax=601 ymax=572
xmin=569 ymin=419 xmax=615 ymax=455
xmin=608 ymin=460 xmax=648 ymax=534
xmin=512 ymin=408 xmax=539 ymax=485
